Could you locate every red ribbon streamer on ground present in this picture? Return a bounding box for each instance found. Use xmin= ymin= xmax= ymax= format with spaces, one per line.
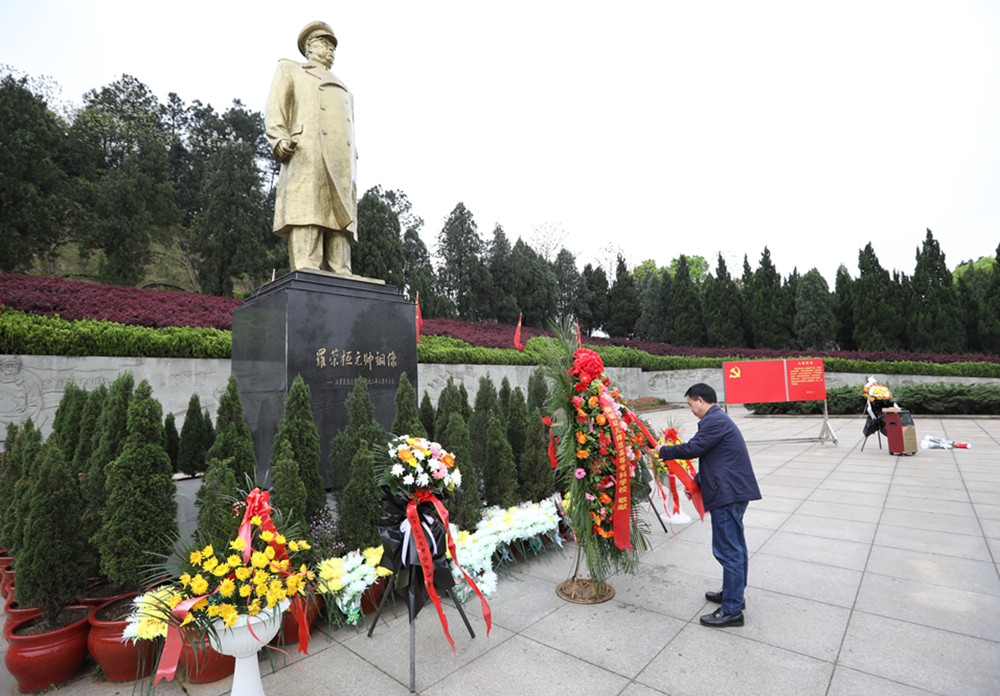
xmin=598 ymin=395 xmax=632 ymax=550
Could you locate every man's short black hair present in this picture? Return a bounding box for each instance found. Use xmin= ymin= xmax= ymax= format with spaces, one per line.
xmin=685 ymin=383 xmax=717 ymax=404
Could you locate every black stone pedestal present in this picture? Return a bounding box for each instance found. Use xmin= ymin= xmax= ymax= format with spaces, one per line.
xmin=231 ymin=271 xmax=417 ymax=486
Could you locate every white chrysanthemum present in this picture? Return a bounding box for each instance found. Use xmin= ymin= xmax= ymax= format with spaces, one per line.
xmin=402 ymin=473 xmax=415 ymax=485
xmin=390 ymin=463 xmax=405 ymax=477
xmin=450 ymin=469 xmax=462 ymax=487
xmin=416 ymin=472 xmax=431 ymax=487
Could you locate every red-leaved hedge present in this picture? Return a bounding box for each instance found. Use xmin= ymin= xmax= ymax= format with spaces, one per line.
xmin=0 ymin=274 xmax=243 ymax=330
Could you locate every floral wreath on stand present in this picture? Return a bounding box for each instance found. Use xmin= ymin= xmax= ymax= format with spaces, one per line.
xmin=540 ymin=325 xmax=654 ymax=600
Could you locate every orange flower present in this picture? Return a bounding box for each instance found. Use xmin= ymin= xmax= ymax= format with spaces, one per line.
xmin=599 ymin=492 xmax=612 ymax=505
xmin=442 ymin=453 xmax=455 ymax=467
xmin=595 ymin=414 xmax=606 ymax=426
xmin=576 ymin=431 xmax=587 ymax=444
xmin=588 ymin=395 xmax=599 ymax=409
xmin=576 ymin=450 xmax=589 ymax=459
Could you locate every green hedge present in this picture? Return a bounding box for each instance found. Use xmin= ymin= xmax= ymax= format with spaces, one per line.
xmin=745 ymin=384 xmax=1000 ymax=416
xmin=0 ymin=309 xmax=231 ymax=359
xmin=4 ymin=310 xmax=1000 ymax=383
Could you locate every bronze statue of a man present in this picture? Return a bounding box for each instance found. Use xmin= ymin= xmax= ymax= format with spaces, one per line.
xmin=266 ymin=20 xmax=358 ymax=275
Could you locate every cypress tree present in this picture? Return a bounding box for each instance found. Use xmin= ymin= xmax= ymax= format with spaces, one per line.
xmin=14 ymin=437 xmax=89 ymax=623
xmin=0 ymin=422 xmax=21 ymax=538
xmin=72 ymin=384 xmax=107 ymax=478
xmin=206 ymin=374 xmax=257 ymax=486
xmin=85 ymin=372 xmax=134 ymax=532
xmin=433 ymin=378 xmax=464 ymax=440
xmin=703 ymin=254 xmax=745 ymax=349
xmin=668 ymin=255 xmax=706 ymax=347
xmin=202 ymin=407 xmax=216 ymax=456
xmin=469 ymin=376 xmax=499 ymax=472
xmin=337 ymin=439 xmax=382 ymax=551
xmin=907 ymin=229 xmax=964 ymax=352
xmin=794 ymin=268 xmax=837 ymax=350
xmin=271 ymin=375 xmax=325 ymax=522
xmin=833 ymin=265 xmax=856 ymax=351
xmin=163 ymin=411 xmax=180 ymax=472
xmin=328 ymin=377 xmax=385 ymax=505
xmin=458 ymin=382 xmax=473 ymax=421
xmin=51 ymin=380 xmax=88 ymax=461
xmin=0 ymin=420 xmax=42 ymax=552
xmin=481 ymin=412 xmax=519 ymax=508
xmin=853 ymin=243 xmax=905 ymax=350
xmin=634 ymin=268 xmax=665 ymax=342
xmin=505 ymin=386 xmax=528 ymax=468
xmin=497 ymin=377 xmax=512 ymax=422
xmin=748 ymin=247 xmax=791 ymax=348
xmin=443 ymin=412 xmax=482 ymax=530
xmin=520 ymin=407 xmax=555 ymax=503
xmin=270 ymin=439 xmax=309 ymax=532
xmin=195 ymin=456 xmax=240 ymax=546
xmin=527 ymin=369 xmax=549 ymax=413
xmin=979 ymin=243 xmax=1000 ymax=354
xmin=94 ymin=379 xmax=177 ymax=591
xmin=605 ymin=255 xmax=638 ymax=339
xmin=177 ymin=393 xmax=208 ymax=476
xmin=419 ymin=391 xmax=436 ymax=440
xmin=391 ymin=372 xmax=425 ymax=437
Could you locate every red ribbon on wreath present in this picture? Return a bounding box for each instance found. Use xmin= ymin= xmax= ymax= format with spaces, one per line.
xmin=598 ymin=394 xmax=632 ymax=551
xmin=405 ymin=490 xmax=492 ymax=653
xmin=633 ymin=421 xmax=705 ymax=521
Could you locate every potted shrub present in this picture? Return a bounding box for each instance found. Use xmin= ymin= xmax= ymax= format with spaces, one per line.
xmin=4 ymin=437 xmax=91 ymax=692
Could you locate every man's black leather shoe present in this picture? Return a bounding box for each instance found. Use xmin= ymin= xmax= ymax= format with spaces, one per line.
xmin=700 ymin=608 xmax=744 ymax=627
xmin=705 ymin=590 xmax=745 ymax=610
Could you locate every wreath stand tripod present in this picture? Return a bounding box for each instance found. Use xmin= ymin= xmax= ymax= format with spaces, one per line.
xmin=367 ymin=566 xmax=476 ymax=692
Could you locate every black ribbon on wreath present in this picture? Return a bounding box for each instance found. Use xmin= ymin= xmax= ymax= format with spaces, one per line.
xmin=375 ymin=486 xmax=455 ymax=620
xmin=862 ymin=398 xmax=891 ymax=437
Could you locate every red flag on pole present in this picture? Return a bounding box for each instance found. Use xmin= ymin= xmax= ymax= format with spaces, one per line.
xmin=576 ymin=318 xmax=582 ymax=349
xmin=415 ymin=293 xmax=423 ymax=344
xmin=514 ymin=313 xmax=524 ymax=351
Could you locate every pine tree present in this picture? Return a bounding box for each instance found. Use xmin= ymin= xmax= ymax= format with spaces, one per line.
xmin=979 ymin=244 xmax=1000 ymax=354
xmin=469 ymin=376 xmax=499 ymax=472
xmin=419 ymin=391 xmax=436 ymax=440
xmin=195 ymin=456 xmax=239 ymax=546
xmin=485 ymin=225 xmax=520 ymax=324
xmin=579 ymin=263 xmax=609 ymax=336
xmin=853 ymin=243 xmax=905 ymax=350
xmin=271 ymin=375 xmax=325 ymax=522
xmin=163 ymin=411 xmax=180 ymax=472
xmin=458 ymin=383 xmax=473 ymax=421
xmin=177 ymin=392 xmax=208 ymax=476
xmin=354 ymin=186 xmax=405 ymax=287
xmin=270 ymin=439 xmax=308 ymax=532
xmin=605 ymin=255 xmax=638 ymax=339
xmin=748 ymin=247 xmax=791 ymax=348
xmin=206 ymin=374 xmax=257 ymax=486
xmin=436 ymin=202 xmax=491 ymax=320
xmin=794 ymin=268 xmax=837 ymax=349
xmin=520 ymin=407 xmax=555 ymax=503
xmin=95 ymin=379 xmax=177 ymax=590
xmin=510 ymin=239 xmax=558 ymax=327
xmin=481 ymin=413 xmax=519 ymax=508
xmin=14 ymin=437 xmax=89 ymax=623
xmin=505 ymin=386 xmax=528 ymax=469
xmin=702 ymin=254 xmax=744 ymax=348
xmin=0 ymin=420 xmax=42 ymax=552
xmin=497 ymin=377 xmax=512 ymax=422
xmin=442 ymin=412 xmax=482 ymax=530
xmin=83 ymin=372 xmax=133 ymax=544
xmin=391 ymin=372 xmax=425 ymax=437
xmin=51 ymin=380 xmax=88 ymax=461
xmin=337 ymin=440 xmax=382 ymax=551
xmin=634 ymin=267 xmax=665 ymax=342
xmin=907 ymin=229 xmax=964 ymax=352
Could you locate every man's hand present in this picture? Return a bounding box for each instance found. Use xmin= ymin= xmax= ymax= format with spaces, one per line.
xmin=274 ymin=139 xmax=297 ymax=163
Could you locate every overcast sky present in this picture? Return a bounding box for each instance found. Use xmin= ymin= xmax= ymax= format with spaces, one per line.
xmin=3 ymin=0 xmax=998 ymax=286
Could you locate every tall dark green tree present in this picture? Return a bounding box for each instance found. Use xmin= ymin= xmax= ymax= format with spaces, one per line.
xmin=510 ymin=239 xmax=558 ymax=327
xmin=853 ymin=243 xmax=906 ymax=350
xmin=270 ymin=438 xmax=309 ymax=532
xmin=51 ymin=380 xmax=88 ymax=461
xmin=436 ymin=202 xmax=491 ymax=320
xmin=486 ymin=225 xmax=520 ymax=324
xmin=794 ymin=268 xmax=836 ymax=349
xmin=505 ymin=387 xmax=528 ymax=469
xmin=526 ymin=369 xmax=549 ymax=413
xmin=94 ymin=379 xmax=177 ymax=591
xmin=84 ymin=372 xmax=134 ymax=544
xmin=355 ymin=186 xmax=405 ymax=288
xmin=441 ymin=412 xmax=482 ymax=530
xmin=0 ymin=75 xmax=69 ymax=272
xmin=955 ymin=257 xmax=995 ymax=352
xmin=271 ymin=375 xmax=326 ymax=522
xmin=668 ymin=255 xmax=706 ymax=347
xmin=634 ymin=267 xmax=665 ymax=342
xmin=469 ymin=376 xmax=499 ymax=473
xmin=481 ymin=413 xmax=519 ymax=508
xmin=328 ymin=377 xmax=385 ymax=503
xmin=163 ymin=411 xmax=180 ymax=472
xmin=748 ymin=247 xmax=792 ymax=348
xmin=189 ymin=141 xmax=270 ymax=296
xmin=906 ymin=229 xmax=964 ymax=352
xmin=978 ymin=244 xmax=1000 ymax=354
xmin=605 ymin=255 xmax=638 ymax=339
xmin=0 ymin=420 xmax=42 ymax=553
xmin=519 ymin=407 xmax=555 ymax=503
xmin=702 ymin=254 xmax=744 ymax=348
xmin=419 ymin=391 xmax=436 ymax=440
xmin=552 ymin=248 xmax=582 ymax=322
xmin=337 ymin=440 xmax=382 ymax=551
xmin=833 ymin=265 xmax=856 ymax=350
xmin=196 ymin=456 xmax=240 ymax=545
xmin=579 ymin=263 xmax=609 ymax=336
xmin=433 ymin=378 xmax=465 ymax=443
xmin=402 ymin=229 xmax=450 ymax=316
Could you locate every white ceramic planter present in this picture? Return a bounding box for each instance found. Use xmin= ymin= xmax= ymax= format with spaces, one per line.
xmin=208 ymin=600 xmax=289 ymax=696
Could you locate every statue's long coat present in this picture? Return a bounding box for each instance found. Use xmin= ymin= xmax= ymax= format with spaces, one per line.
xmin=265 ymin=59 xmax=358 ymax=240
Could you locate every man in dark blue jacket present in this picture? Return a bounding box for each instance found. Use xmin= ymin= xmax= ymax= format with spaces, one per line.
xmin=658 ymin=383 xmax=761 ymax=627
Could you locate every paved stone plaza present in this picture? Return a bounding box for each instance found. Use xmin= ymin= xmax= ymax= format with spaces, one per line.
xmin=3 ymin=407 xmax=998 ymax=695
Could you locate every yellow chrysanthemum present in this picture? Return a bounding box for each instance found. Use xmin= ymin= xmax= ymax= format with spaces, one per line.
xmin=229 ymin=538 xmax=246 ymax=552
xmin=288 ymin=540 xmax=299 ymax=553
xmin=275 ymin=534 xmax=286 ymax=545
xmin=260 ymin=530 xmax=275 ymax=543
xmin=265 ymin=546 xmax=276 ymax=560
xmin=286 ymin=574 xmax=303 ymax=595
xmin=239 ymin=584 xmax=253 ymax=598
xmin=253 ymin=569 xmax=270 ymax=586
xmin=179 ymin=572 xmax=192 ymax=587
xmin=189 ymin=574 xmax=209 ymax=595
xmin=212 ymin=563 xmax=230 ymax=577
xmin=251 ymin=515 xmax=262 ymax=526
xmin=251 ymin=551 xmax=270 ymax=569
xmin=297 ymin=540 xmax=311 ymax=550
xmin=217 ymin=603 xmax=239 ymax=627
xmin=189 ymin=550 xmax=203 ymax=565
xmin=202 ymin=545 xmax=214 ymax=558
xmin=235 ymin=566 xmax=252 ymax=582
xmin=219 ymin=578 xmax=236 ymax=597
xmin=362 ymin=546 xmax=384 ymax=567
xmin=202 ymin=556 xmax=219 ymax=572
xmin=227 ymin=555 xmax=242 ymax=567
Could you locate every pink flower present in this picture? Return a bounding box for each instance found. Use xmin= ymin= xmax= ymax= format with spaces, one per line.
xmin=575 ymin=468 xmax=586 ymax=479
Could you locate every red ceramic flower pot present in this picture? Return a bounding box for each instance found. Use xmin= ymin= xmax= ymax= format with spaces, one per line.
xmin=4 ymin=592 xmax=40 ymax=632
xmin=181 ymin=632 xmax=235 ymax=683
xmin=0 ymin=569 xmax=14 ymax=601
xmin=0 ymin=553 xmax=12 ymax=571
xmin=4 ymin=605 xmax=91 ymax=692
xmin=76 ymin=580 xmax=134 ymax=608
xmin=88 ymin=594 xmax=159 ymax=682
